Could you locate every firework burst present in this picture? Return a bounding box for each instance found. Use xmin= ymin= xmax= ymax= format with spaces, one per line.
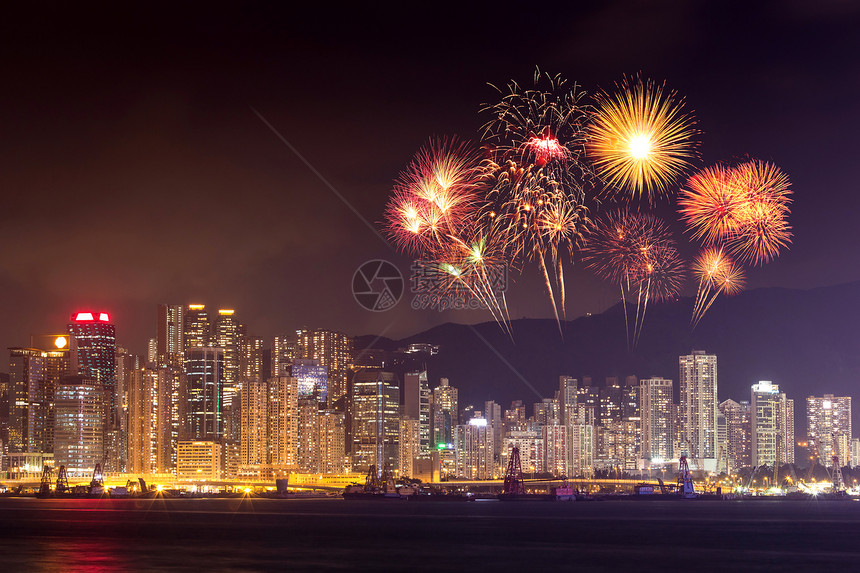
xmin=588 ymin=76 xmax=697 ymax=202
xmin=583 ymin=210 xmax=682 ymax=348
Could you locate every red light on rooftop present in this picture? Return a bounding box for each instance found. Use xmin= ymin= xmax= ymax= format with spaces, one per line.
xmin=99 ymin=313 xmax=110 ymax=322
xmin=74 ymin=312 xmax=94 ymax=321
xmin=71 ymin=311 xmax=111 ymax=322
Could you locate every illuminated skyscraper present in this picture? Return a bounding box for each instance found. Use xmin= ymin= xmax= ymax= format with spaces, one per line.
xmin=640 ymin=378 xmax=674 ymax=464
xmin=456 ymin=414 xmax=494 ymax=479
xmin=240 ymin=335 xmax=265 ymax=381
xmin=431 ymin=378 xmax=458 ymax=447
xmin=543 ymin=424 xmax=568 ymax=477
xmin=271 ymin=334 xmax=299 ymax=377
xmin=399 ymin=417 xmax=421 ymax=477
xmin=296 ymin=329 xmax=352 ymax=406
xmin=403 ymin=371 xmax=430 ymax=457
xmin=127 ymin=364 xmax=156 ymax=474
xmin=351 ymin=370 xmax=399 ymax=474
xmin=679 ymin=350 xmax=718 ymax=471
xmin=558 ymin=376 xmax=578 ymax=427
xmin=156 ymin=304 xmax=184 ymax=367
xmin=185 ymin=347 xmax=225 ymax=440
xmin=54 ymin=375 xmax=104 ymax=475
xmin=68 ymin=312 xmax=117 ymax=428
xmin=240 ymin=377 xmax=268 ymax=466
xmin=212 ymin=309 xmax=244 ymax=409
xmin=8 ymin=339 xmax=69 ymax=454
xmin=183 ymin=304 xmax=210 ymax=350
xmin=319 ymin=409 xmax=347 ymax=474
xmin=751 ymin=381 xmax=794 ymax=466
xmin=807 ymin=394 xmax=852 ymax=467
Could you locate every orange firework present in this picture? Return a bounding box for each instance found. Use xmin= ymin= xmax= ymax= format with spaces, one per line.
xmin=588 ymin=76 xmax=697 ymax=202
xmin=728 ymin=160 xmax=793 ymax=265
xmin=691 ymin=248 xmax=745 ymax=328
xmin=678 ymin=164 xmax=747 ymax=244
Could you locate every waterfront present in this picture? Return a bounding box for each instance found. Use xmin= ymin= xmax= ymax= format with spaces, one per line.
xmin=1 ymin=497 xmax=859 ymax=571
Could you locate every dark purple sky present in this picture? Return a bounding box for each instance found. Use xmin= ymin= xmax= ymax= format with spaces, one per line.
xmin=1 ymin=2 xmax=858 ymax=355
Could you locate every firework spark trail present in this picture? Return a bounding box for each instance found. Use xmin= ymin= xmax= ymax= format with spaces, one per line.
xmin=690 ymin=248 xmax=745 ymax=328
xmin=588 ymin=75 xmax=697 ymax=203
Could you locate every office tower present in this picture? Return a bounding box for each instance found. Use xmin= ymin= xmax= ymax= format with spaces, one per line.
xmin=68 ymin=312 xmax=118 ymax=429
xmin=543 ymin=424 xmax=568 ymax=477
xmin=127 ymin=365 xmax=156 ymax=474
xmin=403 ymin=371 xmax=430 ymax=457
xmin=183 ymin=304 xmax=210 ymax=350
xmin=319 ymin=409 xmax=347 ymax=474
xmin=296 ymin=329 xmax=352 ymax=406
xmin=54 ymin=375 xmax=104 ymax=474
xmin=640 ymin=378 xmax=674 ymax=464
xmin=751 ymin=381 xmax=793 ymax=466
xmin=268 ymin=375 xmax=299 ymax=470
xmin=719 ymin=399 xmax=752 ymax=472
xmin=431 ymin=378 xmax=458 ymax=447
xmin=296 ymin=397 xmax=320 ymax=472
xmin=177 ymin=440 xmax=222 ymax=480
xmin=8 ymin=342 xmax=69 ymax=454
xmin=502 ymin=430 xmax=544 ymax=475
xmin=156 ymin=304 xmax=184 ymax=367
xmin=559 ymin=376 xmax=578 ymax=427
xmin=399 ymin=417 xmax=421 ymax=477
xmin=292 ymin=359 xmax=329 ymax=403
xmin=534 ymin=398 xmax=561 ymax=426
xmin=351 ymin=370 xmax=400 ymax=474
xmin=271 ymin=334 xmax=299 ymax=377
xmin=679 ymin=350 xmax=718 ymax=471
xmin=212 ymin=309 xmax=244 ymax=409
xmin=239 ymin=377 xmax=268 ymax=466
xmin=185 ymin=348 xmax=225 ymax=440
xmin=456 ymin=414 xmax=494 ymax=479
xmin=807 ymin=394 xmax=852 ymax=467
xmin=240 ymin=335 xmax=265 ymax=381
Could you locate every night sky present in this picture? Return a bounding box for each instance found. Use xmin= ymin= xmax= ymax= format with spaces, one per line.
xmin=1 ymin=2 xmax=859 ymax=356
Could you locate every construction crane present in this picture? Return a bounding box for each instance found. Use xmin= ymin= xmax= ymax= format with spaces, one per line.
xmin=55 ymin=465 xmax=69 ymax=495
xmin=502 ymin=446 xmax=525 ymax=495
xmin=38 ymin=465 xmax=53 ymax=497
xmin=677 ymin=456 xmax=697 ymax=498
xmin=831 ymin=456 xmax=846 ymax=494
xmin=745 ymin=465 xmax=758 ymax=492
xmin=89 ymin=463 xmax=105 ymax=496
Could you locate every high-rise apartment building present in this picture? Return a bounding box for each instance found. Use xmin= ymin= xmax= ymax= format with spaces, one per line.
xmin=807 ymin=394 xmax=852 ymax=467
xmin=351 ymin=370 xmax=400 ymax=474
xmin=296 ymin=329 xmax=352 ymax=406
xmin=399 ymin=417 xmax=421 ymax=478
xmin=456 ymin=414 xmax=494 ymax=479
xmin=719 ymin=399 xmax=752 ymax=472
xmin=640 ymin=378 xmax=674 ymax=464
xmin=679 ymin=350 xmax=718 ymax=471
xmin=431 ymin=378 xmax=458 ymax=447
xmin=751 ymin=381 xmax=794 ymax=466
xmin=296 ymin=397 xmax=320 ymax=472
xmin=240 ymin=378 xmax=268 ymax=466
xmin=271 ymin=335 xmax=299 ymax=377
xmin=185 ymin=347 xmax=225 ymax=440
xmin=543 ymin=424 xmax=568 ymax=477
xmin=558 ymin=376 xmax=578 ymax=427
xmin=268 ymin=375 xmax=299 ymax=470
xmin=127 ymin=365 xmax=156 ymax=474
xmin=318 ymin=409 xmax=347 ymax=474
